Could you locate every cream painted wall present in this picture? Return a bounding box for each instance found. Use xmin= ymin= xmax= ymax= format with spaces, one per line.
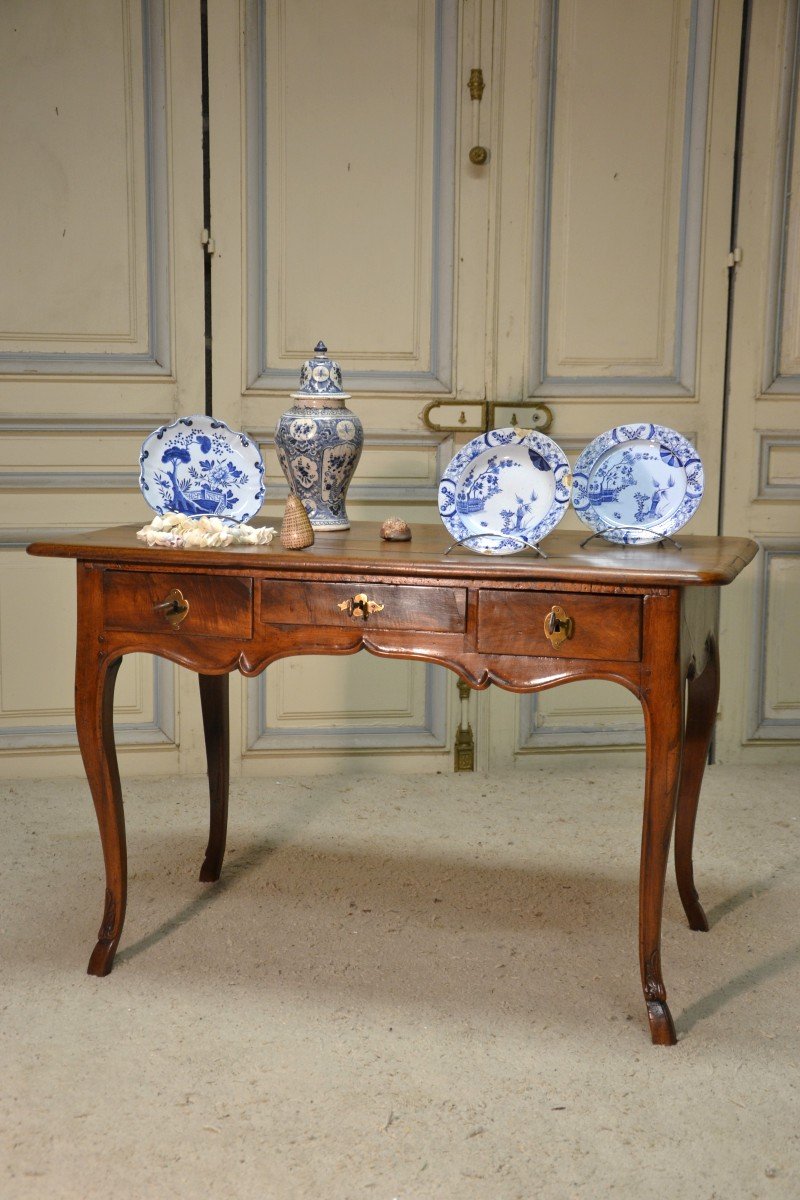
xmin=1 ymin=0 xmax=798 ymax=777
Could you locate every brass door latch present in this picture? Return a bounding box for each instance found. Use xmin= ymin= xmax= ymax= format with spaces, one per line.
xmin=543 ymin=604 xmax=573 ymax=648
xmin=337 ymin=593 xmax=385 ymax=620
xmin=153 ymin=588 xmax=190 ymax=628
xmin=420 ymin=398 xmax=554 ymax=435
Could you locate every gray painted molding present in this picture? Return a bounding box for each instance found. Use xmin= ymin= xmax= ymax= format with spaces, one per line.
xmin=250 ymin=428 xmax=452 ymax=502
xmin=0 ymin=655 xmax=175 ymax=752
xmin=0 ymin=471 xmax=140 ymax=491
xmin=530 ymin=0 xmax=711 ymax=397
xmin=244 ymin=0 xmax=457 ymax=395
xmin=246 ymin=661 xmax=448 ymax=753
xmin=517 ymin=692 xmax=644 ymax=752
xmin=765 ymin=0 xmax=800 ymax=394
xmin=757 ymin=433 xmax=800 ymax=499
xmin=0 ymin=0 xmax=171 ymax=377
xmin=748 ymin=538 xmax=800 ymax=740
xmin=0 ymin=416 xmax=171 ymax=435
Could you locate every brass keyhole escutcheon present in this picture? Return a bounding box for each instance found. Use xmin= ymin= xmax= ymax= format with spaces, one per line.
xmin=337 ymin=593 xmax=385 ymax=621
xmin=543 ymin=604 xmax=573 ymax=648
xmin=153 ymin=588 xmax=190 ymax=628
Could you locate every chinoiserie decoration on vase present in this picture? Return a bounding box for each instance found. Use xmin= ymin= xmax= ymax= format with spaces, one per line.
xmin=274 ymin=341 xmax=364 ymax=531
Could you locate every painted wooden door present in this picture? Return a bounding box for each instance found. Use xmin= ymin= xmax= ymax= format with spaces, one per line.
xmin=206 ymin=0 xmax=745 ymax=775
xmin=718 ymin=0 xmax=800 ymax=760
xmin=0 ymin=0 xmax=204 ymax=776
xmin=4 ymin=0 xmax=789 ymax=780
xmin=481 ymin=0 xmax=744 ymax=767
xmin=208 ymin=0 xmax=475 ymax=774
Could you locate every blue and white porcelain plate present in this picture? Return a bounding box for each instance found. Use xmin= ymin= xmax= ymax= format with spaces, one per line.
xmin=139 ymin=415 xmax=266 ymax=523
xmin=437 ymin=428 xmax=571 ymax=555
xmin=571 ymin=424 xmax=703 ymax=545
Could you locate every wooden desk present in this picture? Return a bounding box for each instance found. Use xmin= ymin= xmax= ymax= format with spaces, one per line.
xmin=28 ymin=524 xmax=757 ymax=1045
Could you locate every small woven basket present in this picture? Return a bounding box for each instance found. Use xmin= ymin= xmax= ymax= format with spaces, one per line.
xmin=280 ymin=493 xmax=315 ymax=549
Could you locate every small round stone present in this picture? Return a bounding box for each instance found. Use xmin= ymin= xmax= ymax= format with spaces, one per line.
xmin=380 ymin=517 xmax=412 ymax=541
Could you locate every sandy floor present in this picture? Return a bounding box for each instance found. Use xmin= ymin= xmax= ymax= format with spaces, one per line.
xmin=1 ymin=762 xmax=799 ymax=1199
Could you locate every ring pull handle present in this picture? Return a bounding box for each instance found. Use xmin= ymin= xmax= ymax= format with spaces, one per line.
xmin=543 ymin=604 xmax=573 ymax=648
xmin=337 ymin=592 xmax=385 ymax=621
xmin=153 ymin=588 xmax=190 ymax=628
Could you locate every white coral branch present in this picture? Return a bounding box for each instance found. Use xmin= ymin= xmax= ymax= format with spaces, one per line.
xmin=137 ymin=512 xmax=275 ymax=549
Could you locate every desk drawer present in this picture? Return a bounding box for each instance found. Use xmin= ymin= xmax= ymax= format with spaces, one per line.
xmin=477 ymin=589 xmax=641 ymax=661
xmin=104 ymin=571 xmax=253 ymax=638
xmin=260 ymin=580 xmax=467 ymax=633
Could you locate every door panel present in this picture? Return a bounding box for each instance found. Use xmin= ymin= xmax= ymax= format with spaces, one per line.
xmin=210 ymin=0 xmax=472 ymax=773
xmin=0 ymin=0 xmax=203 ymax=775
xmin=486 ymin=0 xmax=741 ymax=764
xmin=719 ymin=0 xmax=800 ymax=759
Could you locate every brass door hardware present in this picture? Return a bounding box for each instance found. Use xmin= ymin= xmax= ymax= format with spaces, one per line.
xmin=466 ymin=0 xmax=488 ymax=166
xmin=543 ymin=604 xmax=573 ymax=648
xmin=454 ymin=678 xmax=475 ymax=771
xmin=153 ymin=588 xmax=190 ymax=628
xmin=337 ymin=593 xmax=385 ymax=620
xmin=420 ymin=398 xmax=553 ymax=435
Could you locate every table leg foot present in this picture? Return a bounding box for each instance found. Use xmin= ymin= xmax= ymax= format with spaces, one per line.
xmin=681 ymin=893 xmax=709 ymax=933
xmin=646 ymin=999 xmax=677 ymax=1046
xmin=198 ymin=853 xmax=222 ymax=884
xmin=88 ymin=938 xmax=119 ymax=977
xmin=87 ymin=887 xmax=122 ymax=976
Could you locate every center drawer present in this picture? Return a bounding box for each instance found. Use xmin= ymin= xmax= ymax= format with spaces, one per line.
xmin=477 ymin=589 xmax=642 ymax=661
xmin=260 ymin=580 xmax=467 ymax=633
xmin=104 ymin=570 xmax=253 ymax=638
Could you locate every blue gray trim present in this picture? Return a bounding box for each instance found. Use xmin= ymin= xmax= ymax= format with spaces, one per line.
xmin=517 ymin=692 xmax=644 ymax=751
xmin=0 ymin=0 xmax=171 ymax=377
xmin=531 ymin=0 xmax=711 ymax=396
xmin=246 ymin=661 xmax=448 ymax=753
xmin=766 ymin=0 xmax=800 ymax=394
xmin=757 ymin=433 xmax=800 ymax=499
xmin=749 ymin=539 xmax=800 ymax=740
xmin=245 ymin=0 xmax=457 ymax=394
xmin=0 ymin=656 xmax=175 ymax=751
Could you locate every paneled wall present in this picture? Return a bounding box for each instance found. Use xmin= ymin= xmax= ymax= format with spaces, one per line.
xmin=487 ymin=0 xmax=740 ymax=761
xmin=0 ymin=0 xmax=203 ymax=775
xmin=720 ymin=0 xmax=800 ymax=759
xmin=3 ymin=0 xmax=797 ymax=776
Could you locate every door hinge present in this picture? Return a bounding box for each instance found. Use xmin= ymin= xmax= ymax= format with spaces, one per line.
xmin=454 ymin=678 xmax=476 ymax=772
xmin=727 ymin=246 xmax=742 ymax=269
xmin=201 ymin=228 xmax=216 ymax=255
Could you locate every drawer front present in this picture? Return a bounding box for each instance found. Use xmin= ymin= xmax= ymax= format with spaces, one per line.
xmin=104 ymin=571 xmax=253 ymax=638
xmin=260 ymin=580 xmax=467 ymax=633
xmin=477 ymin=590 xmax=641 ymax=661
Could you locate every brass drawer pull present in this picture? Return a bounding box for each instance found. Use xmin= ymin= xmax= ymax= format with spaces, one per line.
xmin=543 ymin=604 xmax=573 ymax=648
xmin=337 ymin=593 xmax=385 ymax=621
xmin=153 ymin=588 xmax=190 ymax=628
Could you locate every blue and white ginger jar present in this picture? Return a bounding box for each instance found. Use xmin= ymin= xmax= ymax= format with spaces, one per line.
xmin=275 ymin=341 xmax=363 ymax=531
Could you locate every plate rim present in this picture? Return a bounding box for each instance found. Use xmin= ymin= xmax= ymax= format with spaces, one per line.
xmin=138 ymin=413 xmax=266 ymax=523
xmin=437 ymin=427 xmax=571 ymax=555
xmin=571 ymin=422 xmax=704 ymax=545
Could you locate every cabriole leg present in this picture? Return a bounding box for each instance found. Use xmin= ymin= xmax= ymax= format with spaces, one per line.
xmin=76 ymin=654 xmax=125 ymax=976
xmin=639 ymin=668 xmax=685 ymax=1046
xmin=198 ymin=672 xmax=230 ymax=883
xmin=674 ymin=636 xmax=719 ymax=932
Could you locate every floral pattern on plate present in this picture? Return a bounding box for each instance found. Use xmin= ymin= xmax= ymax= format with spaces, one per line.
xmin=437 ymin=428 xmax=571 ymax=555
xmin=571 ymin=424 xmax=703 ymax=545
xmin=138 ymin=415 xmax=266 ymax=523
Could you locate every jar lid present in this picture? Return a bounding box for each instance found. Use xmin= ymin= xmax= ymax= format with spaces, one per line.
xmin=291 ymin=340 xmax=350 ymax=400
